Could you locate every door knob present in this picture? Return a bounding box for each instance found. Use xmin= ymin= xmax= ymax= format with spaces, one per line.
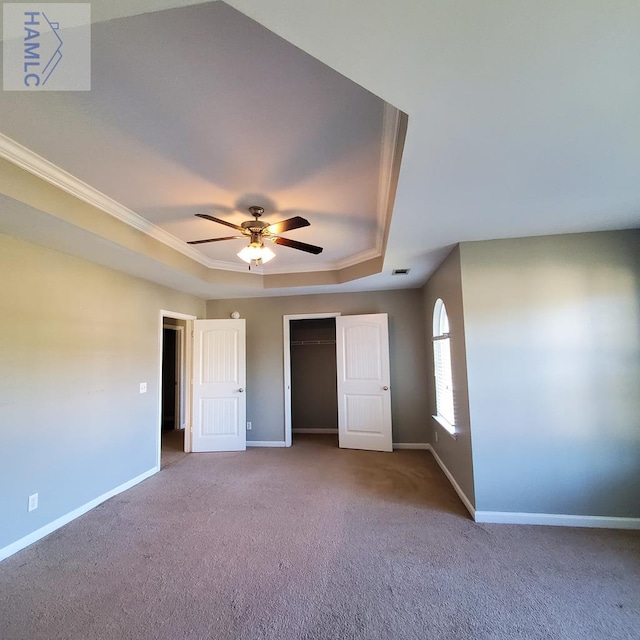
xmin=383 ymin=386 xmax=389 ymax=391
xmin=238 ymin=388 xmax=244 ymax=393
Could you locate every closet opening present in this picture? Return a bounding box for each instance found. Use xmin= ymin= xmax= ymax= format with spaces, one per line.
xmin=289 ymin=317 xmax=338 ymax=446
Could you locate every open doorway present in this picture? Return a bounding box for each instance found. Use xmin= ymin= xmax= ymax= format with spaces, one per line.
xmin=161 ymin=318 xmax=185 ymax=455
xmin=158 ymin=310 xmax=196 ymax=468
xmin=283 ymin=313 xmax=340 ymax=447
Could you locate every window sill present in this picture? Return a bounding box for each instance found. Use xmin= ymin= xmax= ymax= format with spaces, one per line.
xmin=432 ymin=415 xmax=458 ymax=440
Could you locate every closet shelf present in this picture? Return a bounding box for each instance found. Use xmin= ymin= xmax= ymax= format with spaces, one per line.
xmin=291 ymin=340 xmax=336 ymax=346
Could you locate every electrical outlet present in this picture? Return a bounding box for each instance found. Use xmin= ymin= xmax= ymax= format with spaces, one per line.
xmin=435 ymin=431 xmax=438 ymax=443
xmin=246 ymin=421 xmax=252 ymax=431
xmin=139 ymin=382 xmax=147 ymax=394
xmin=28 ymin=493 xmax=38 ymax=512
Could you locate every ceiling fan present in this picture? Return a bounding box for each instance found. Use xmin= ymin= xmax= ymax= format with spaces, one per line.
xmin=188 ymin=206 xmax=323 ymax=267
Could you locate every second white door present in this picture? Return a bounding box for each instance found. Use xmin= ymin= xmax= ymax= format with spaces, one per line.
xmin=192 ymin=319 xmax=246 ymax=452
xmin=336 ymin=313 xmax=392 ymax=452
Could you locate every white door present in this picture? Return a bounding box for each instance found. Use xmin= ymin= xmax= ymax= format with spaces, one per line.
xmin=192 ymin=319 xmax=246 ymax=452
xmin=336 ymin=314 xmax=392 ymax=452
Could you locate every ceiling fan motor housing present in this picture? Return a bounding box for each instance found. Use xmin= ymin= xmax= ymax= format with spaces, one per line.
xmin=241 ymin=220 xmax=268 ymax=232
xmin=242 ymin=206 xmax=268 ymax=233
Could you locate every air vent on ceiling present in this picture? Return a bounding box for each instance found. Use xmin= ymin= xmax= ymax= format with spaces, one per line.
xmin=392 ymin=268 xmax=410 ymax=275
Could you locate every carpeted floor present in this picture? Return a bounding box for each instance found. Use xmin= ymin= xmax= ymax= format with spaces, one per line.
xmin=1 ymin=435 xmax=638 ymax=640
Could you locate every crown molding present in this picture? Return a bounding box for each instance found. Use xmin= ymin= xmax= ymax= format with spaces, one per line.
xmin=333 ymin=246 xmax=382 ymax=271
xmin=262 ymin=247 xmax=381 ymax=275
xmin=0 ymin=132 xmax=229 ymax=267
xmin=0 ymin=129 xmax=398 ymax=277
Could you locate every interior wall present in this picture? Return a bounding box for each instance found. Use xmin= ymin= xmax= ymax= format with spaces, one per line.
xmin=460 ymin=230 xmax=640 ymax=518
xmin=0 ymin=233 xmax=205 ymax=552
xmin=421 ymin=246 xmax=475 ymax=506
xmin=206 ymin=288 xmax=430 ymax=444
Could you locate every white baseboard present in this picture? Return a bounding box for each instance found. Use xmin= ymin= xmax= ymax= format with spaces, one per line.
xmin=246 ymin=441 xmax=286 ymax=448
xmin=475 ymin=511 xmax=640 ymax=529
xmin=393 ymin=442 xmax=430 ymax=450
xmin=427 ymin=445 xmax=476 ymax=519
xmin=428 ymin=444 xmax=640 ymax=529
xmin=292 ymin=428 xmax=337 ymax=434
xmin=0 ymin=466 xmax=158 ymax=563
xmin=426 ymin=448 xmax=640 ymax=529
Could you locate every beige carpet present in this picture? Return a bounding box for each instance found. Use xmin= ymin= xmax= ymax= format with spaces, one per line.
xmin=1 ymin=435 xmax=638 ymax=640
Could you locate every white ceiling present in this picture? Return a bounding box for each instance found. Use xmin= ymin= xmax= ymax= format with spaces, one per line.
xmin=1 ymin=0 xmax=639 ymax=299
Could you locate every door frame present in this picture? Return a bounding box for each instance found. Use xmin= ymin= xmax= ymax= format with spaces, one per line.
xmin=158 ymin=310 xmax=197 ymax=468
xmin=283 ymin=312 xmax=341 ymax=447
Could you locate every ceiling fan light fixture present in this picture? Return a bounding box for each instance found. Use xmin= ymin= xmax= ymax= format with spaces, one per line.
xmin=237 ymin=242 xmax=275 ymax=265
xmin=190 ymin=206 xmax=322 ymax=262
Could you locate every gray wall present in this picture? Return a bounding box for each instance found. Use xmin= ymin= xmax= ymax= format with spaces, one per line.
xmin=422 ymin=246 xmax=475 ymax=506
xmin=460 ymin=230 xmax=640 ymax=517
xmin=207 ymin=289 xmax=430 ymax=444
xmin=0 ymin=234 xmax=205 ymax=551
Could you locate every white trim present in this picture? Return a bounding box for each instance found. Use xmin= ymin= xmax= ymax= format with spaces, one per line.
xmin=158 ymin=310 xmax=197 ymax=465
xmin=293 ymin=428 xmax=338 ymax=434
xmin=183 ymin=319 xmax=194 ymax=453
xmin=474 ymin=511 xmax=640 ymax=529
xmin=428 ymin=444 xmax=640 ymax=530
xmin=263 ymin=247 xmax=381 ymax=274
xmin=393 ymin=443 xmax=430 ymax=450
xmin=432 ymin=415 xmax=458 ymax=439
xmin=427 ymin=445 xmax=476 ymax=519
xmin=283 ymin=312 xmax=341 ymax=447
xmin=246 ymin=441 xmax=286 ymax=448
xmin=0 ymin=467 xmax=158 ymax=563
xmin=160 ymin=310 xmax=198 ymax=321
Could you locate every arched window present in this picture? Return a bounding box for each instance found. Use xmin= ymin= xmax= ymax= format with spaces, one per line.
xmin=433 ymin=299 xmax=455 ymax=431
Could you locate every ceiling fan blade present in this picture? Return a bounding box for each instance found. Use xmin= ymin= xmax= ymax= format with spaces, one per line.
xmin=273 ymin=236 xmax=323 ymax=254
xmin=195 ymin=213 xmax=244 ymax=231
xmin=267 ymin=216 xmax=310 ymax=234
xmin=187 ymin=236 xmax=244 ymax=245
